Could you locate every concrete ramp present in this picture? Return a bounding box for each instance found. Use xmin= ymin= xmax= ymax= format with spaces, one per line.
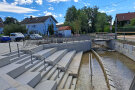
xmin=33 ymin=48 xmax=57 ymax=60
xmin=57 ymin=51 xmax=76 ymax=71
xmin=46 ymin=49 xmax=68 ymax=65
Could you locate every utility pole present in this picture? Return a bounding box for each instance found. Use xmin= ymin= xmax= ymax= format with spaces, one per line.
xmin=115 ymin=17 xmax=117 ymax=39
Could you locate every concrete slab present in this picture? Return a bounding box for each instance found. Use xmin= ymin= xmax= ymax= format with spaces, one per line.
xmin=57 ymin=51 xmax=76 ymax=71
xmin=71 ymin=78 xmax=77 ymax=90
xmin=15 ymin=72 xmax=41 ymax=87
xmin=33 ymin=48 xmax=57 ymax=60
xmin=35 ymin=80 xmax=57 ymax=90
xmin=68 ymin=52 xmax=83 ymax=77
xmin=56 ymin=72 xmax=65 ymax=85
xmin=64 ymin=76 xmax=73 ymax=89
xmin=58 ymin=72 xmax=69 ymax=89
xmin=50 ymin=69 xmax=59 ymax=80
xmin=46 ymin=49 xmax=67 ymax=65
xmin=0 ymin=55 xmax=10 ymax=67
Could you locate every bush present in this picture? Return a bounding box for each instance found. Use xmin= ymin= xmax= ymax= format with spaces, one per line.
xmin=3 ymin=24 xmax=27 ymax=35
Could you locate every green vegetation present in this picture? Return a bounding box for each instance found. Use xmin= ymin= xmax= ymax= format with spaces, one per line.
xmin=3 ymin=24 xmax=27 ymax=35
xmin=4 ymin=17 xmax=19 ymax=25
xmin=64 ymin=5 xmax=112 ymax=34
xmin=48 ymin=24 xmax=54 ymax=35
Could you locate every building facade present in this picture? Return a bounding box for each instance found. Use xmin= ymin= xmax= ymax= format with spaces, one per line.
xmin=58 ymin=26 xmax=72 ymax=37
xmin=21 ymin=15 xmax=58 ymax=35
xmin=116 ymin=12 xmax=135 ymax=27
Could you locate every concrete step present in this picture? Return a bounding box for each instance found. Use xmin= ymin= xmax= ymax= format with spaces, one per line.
xmin=57 ymin=51 xmax=76 ymax=71
xmin=15 ymin=72 xmax=41 ymax=88
xmin=42 ymin=66 xmax=57 ymax=80
xmin=70 ymin=78 xmax=77 ymax=90
xmin=33 ymin=48 xmax=57 ymax=60
xmin=56 ymin=72 xmax=65 ymax=86
xmin=15 ymin=55 xmax=31 ymax=64
xmin=50 ymin=70 xmax=59 ymax=80
xmin=0 ymin=63 xmax=25 ymax=78
xmin=36 ymin=64 xmax=49 ymax=72
xmin=9 ymin=52 xmax=24 ymax=59
xmin=41 ymin=66 xmax=53 ymax=77
xmin=46 ymin=49 xmax=68 ymax=65
xmin=35 ymin=80 xmax=57 ymax=90
xmin=58 ymin=72 xmax=69 ymax=89
xmin=64 ymin=76 xmax=73 ymax=89
xmin=68 ymin=52 xmax=83 ymax=77
xmin=25 ymin=60 xmax=41 ymax=70
xmin=10 ymin=54 xmax=30 ymax=63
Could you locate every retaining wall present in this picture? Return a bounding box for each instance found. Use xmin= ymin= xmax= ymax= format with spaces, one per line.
xmin=23 ymin=40 xmax=91 ymax=54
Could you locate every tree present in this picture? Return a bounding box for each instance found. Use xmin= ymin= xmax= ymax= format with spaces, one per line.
xmin=48 ymin=24 xmax=54 ymax=35
xmin=130 ymin=18 xmax=135 ymax=26
xmin=3 ymin=24 xmax=27 ymax=35
xmin=65 ymin=5 xmax=77 ymax=22
xmin=4 ymin=17 xmax=19 ymax=25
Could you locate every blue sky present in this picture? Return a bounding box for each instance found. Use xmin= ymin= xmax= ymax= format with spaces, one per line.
xmin=0 ymin=0 xmax=135 ymax=23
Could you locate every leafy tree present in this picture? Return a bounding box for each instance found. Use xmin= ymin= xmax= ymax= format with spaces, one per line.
xmin=48 ymin=24 xmax=54 ymax=35
xmin=4 ymin=17 xmax=19 ymax=25
xmin=130 ymin=18 xmax=135 ymax=26
xmin=3 ymin=24 xmax=27 ymax=35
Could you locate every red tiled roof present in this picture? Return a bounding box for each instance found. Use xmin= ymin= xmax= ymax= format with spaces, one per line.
xmin=0 ymin=18 xmax=4 ymax=27
xmin=58 ymin=26 xmax=71 ymax=31
xmin=21 ymin=15 xmax=58 ymax=24
xmin=116 ymin=12 xmax=135 ymax=21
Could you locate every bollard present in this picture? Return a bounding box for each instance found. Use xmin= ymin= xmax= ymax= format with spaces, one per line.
xmin=17 ymin=44 xmax=20 ymax=57
xmin=9 ymin=41 xmax=11 ymax=53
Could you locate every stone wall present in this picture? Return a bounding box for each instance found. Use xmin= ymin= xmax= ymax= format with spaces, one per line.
xmin=114 ymin=41 xmax=135 ymax=61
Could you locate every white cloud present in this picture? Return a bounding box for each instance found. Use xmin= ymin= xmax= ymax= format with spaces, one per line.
xmin=35 ymin=0 xmax=42 ymax=5
xmin=12 ymin=0 xmax=33 ymax=5
xmin=48 ymin=7 xmax=54 ymax=10
xmin=0 ymin=2 xmax=38 ymax=13
xmin=99 ymin=9 xmax=115 ymax=13
xmin=3 ymin=0 xmax=6 ymax=3
xmin=44 ymin=11 xmax=52 ymax=16
xmin=59 ymin=14 xmax=63 ymax=17
xmin=47 ymin=0 xmax=69 ymax=3
xmin=74 ymin=0 xmax=78 ymax=2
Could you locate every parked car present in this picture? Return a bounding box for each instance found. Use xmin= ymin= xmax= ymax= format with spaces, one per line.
xmin=0 ymin=36 xmax=11 ymax=42
xmin=30 ymin=34 xmax=43 ymax=40
xmin=10 ymin=33 xmax=25 ymax=41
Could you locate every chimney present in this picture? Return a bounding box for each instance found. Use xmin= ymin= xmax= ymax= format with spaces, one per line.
xmin=30 ymin=16 xmax=32 ymax=19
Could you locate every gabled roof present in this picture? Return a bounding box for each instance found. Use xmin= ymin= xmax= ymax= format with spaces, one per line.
xmin=0 ymin=18 xmax=4 ymax=27
xmin=58 ymin=26 xmax=71 ymax=31
xmin=116 ymin=12 xmax=135 ymax=21
xmin=21 ymin=15 xmax=58 ymax=24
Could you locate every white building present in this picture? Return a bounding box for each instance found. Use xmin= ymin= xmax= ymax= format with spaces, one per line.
xmin=21 ymin=15 xmax=58 ymax=35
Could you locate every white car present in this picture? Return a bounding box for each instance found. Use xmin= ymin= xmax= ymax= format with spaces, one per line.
xmin=30 ymin=34 xmax=42 ymax=40
xmin=10 ymin=33 xmax=25 ymax=41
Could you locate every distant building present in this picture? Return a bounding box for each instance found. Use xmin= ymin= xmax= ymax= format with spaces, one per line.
xmin=21 ymin=15 xmax=58 ymax=35
xmin=58 ymin=26 xmax=72 ymax=37
xmin=116 ymin=12 xmax=135 ymax=27
xmin=0 ymin=18 xmax=4 ymax=34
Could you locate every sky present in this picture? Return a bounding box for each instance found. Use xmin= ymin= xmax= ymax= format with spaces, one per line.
xmin=0 ymin=0 xmax=135 ymax=23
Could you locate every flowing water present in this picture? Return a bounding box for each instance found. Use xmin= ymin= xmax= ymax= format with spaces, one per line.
xmin=76 ymin=50 xmax=135 ymax=90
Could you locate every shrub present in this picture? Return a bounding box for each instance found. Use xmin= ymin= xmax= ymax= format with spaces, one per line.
xmin=3 ymin=24 xmax=27 ymax=35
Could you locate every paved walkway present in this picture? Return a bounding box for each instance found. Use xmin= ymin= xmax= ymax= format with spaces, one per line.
xmin=0 ymin=42 xmax=23 ymax=55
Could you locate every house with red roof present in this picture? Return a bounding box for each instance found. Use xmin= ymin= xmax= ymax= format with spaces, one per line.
xmin=21 ymin=15 xmax=58 ymax=35
xmin=58 ymin=26 xmax=72 ymax=37
xmin=0 ymin=18 xmax=4 ymax=34
xmin=116 ymin=12 xmax=135 ymax=27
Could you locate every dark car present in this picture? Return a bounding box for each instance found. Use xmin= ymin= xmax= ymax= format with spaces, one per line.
xmin=0 ymin=36 xmax=11 ymax=42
